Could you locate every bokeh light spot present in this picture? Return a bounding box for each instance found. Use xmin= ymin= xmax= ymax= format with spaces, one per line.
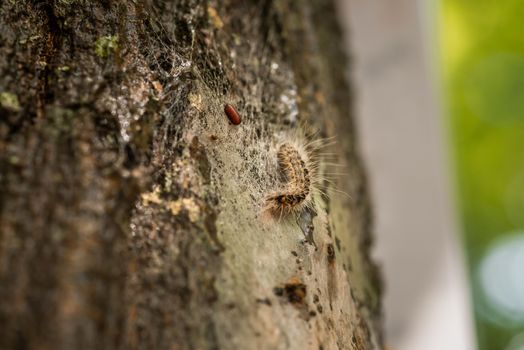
xmin=477 ymin=233 xmax=524 ymax=325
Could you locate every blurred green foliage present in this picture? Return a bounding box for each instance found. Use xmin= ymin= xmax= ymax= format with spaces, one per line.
xmin=440 ymin=0 xmax=524 ymax=349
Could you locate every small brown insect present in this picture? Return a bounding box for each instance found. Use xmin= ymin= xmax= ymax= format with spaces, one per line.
xmin=224 ymin=104 xmax=241 ymax=125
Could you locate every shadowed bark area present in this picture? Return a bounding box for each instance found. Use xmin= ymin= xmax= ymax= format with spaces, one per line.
xmin=0 ymin=1 xmax=382 ymax=349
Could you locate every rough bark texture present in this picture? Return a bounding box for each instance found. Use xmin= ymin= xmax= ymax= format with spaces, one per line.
xmin=0 ymin=1 xmax=381 ymax=349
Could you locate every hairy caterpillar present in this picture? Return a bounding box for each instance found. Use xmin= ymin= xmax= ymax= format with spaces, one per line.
xmin=264 ymin=132 xmax=335 ymax=219
xmin=265 ymin=143 xmax=312 ymax=216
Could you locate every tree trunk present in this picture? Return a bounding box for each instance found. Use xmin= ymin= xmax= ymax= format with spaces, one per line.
xmin=0 ymin=1 xmax=381 ymax=349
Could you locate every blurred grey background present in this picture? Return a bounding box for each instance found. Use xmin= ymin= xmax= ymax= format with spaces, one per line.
xmin=336 ymin=0 xmax=476 ymax=348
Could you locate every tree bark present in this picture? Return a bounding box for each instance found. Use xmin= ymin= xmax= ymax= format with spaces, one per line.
xmin=0 ymin=1 xmax=381 ymax=349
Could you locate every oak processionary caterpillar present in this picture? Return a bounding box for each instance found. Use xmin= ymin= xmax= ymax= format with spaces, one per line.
xmin=264 ymin=130 xmax=334 ymax=220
